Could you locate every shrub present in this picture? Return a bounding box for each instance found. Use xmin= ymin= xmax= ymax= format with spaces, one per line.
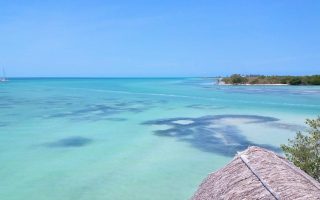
xmin=309 ymin=75 xmax=320 ymax=85
xmin=249 ymin=78 xmax=259 ymax=84
xmin=281 ymin=117 xmax=320 ymax=181
xmin=229 ymin=74 xmax=248 ymax=84
xmin=289 ymin=77 xmax=302 ymax=85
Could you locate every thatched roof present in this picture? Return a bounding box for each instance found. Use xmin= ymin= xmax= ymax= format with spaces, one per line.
xmin=192 ymin=146 xmax=320 ymax=200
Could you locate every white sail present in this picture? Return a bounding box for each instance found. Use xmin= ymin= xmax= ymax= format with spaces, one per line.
xmin=0 ymin=67 xmax=7 ymax=82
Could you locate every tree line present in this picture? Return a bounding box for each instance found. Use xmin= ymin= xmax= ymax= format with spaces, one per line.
xmin=221 ymin=74 xmax=320 ymax=85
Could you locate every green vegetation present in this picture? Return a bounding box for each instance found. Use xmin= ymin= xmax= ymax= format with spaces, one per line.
xmin=281 ymin=117 xmax=320 ymax=182
xmin=221 ymin=74 xmax=320 ymax=85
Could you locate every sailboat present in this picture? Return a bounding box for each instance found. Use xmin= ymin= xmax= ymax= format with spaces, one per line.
xmin=0 ymin=68 xmax=7 ymax=82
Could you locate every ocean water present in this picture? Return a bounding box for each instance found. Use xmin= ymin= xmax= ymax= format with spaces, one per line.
xmin=0 ymin=78 xmax=319 ymax=200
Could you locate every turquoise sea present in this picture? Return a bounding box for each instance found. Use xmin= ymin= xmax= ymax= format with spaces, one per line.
xmin=1 ymin=78 xmax=320 ymax=200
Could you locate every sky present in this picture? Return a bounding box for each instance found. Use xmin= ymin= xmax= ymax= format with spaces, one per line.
xmin=0 ymin=0 xmax=320 ymax=77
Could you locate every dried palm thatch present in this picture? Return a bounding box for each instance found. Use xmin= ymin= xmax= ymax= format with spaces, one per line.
xmin=192 ymin=146 xmax=320 ymax=200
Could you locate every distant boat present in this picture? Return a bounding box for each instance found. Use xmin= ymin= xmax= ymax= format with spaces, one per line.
xmin=0 ymin=68 xmax=8 ymax=82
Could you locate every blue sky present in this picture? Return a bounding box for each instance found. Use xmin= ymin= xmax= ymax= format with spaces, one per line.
xmin=1 ymin=0 xmax=320 ymax=77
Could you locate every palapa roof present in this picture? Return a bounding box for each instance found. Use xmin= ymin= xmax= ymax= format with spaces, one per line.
xmin=192 ymin=146 xmax=320 ymax=200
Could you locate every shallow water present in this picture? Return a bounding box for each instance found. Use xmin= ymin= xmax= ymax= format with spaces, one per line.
xmin=0 ymin=78 xmax=319 ymax=200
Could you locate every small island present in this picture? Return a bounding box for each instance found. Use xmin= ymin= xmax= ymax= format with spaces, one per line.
xmin=220 ymin=74 xmax=320 ymax=85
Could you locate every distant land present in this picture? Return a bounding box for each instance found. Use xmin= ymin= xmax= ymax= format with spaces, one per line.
xmin=219 ymin=74 xmax=320 ymax=85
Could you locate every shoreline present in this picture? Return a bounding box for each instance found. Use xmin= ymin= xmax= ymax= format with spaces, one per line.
xmin=217 ymin=79 xmax=289 ymax=86
xmin=218 ymin=82 xmax=289 ymax=86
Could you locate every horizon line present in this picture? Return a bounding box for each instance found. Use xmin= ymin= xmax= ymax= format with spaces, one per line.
xmin=5 ymin=74 xmax=320 ymax=79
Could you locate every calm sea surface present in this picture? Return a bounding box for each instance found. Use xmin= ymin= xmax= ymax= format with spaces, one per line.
xmin=1 ymin=78 xmax=320 ymax=200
